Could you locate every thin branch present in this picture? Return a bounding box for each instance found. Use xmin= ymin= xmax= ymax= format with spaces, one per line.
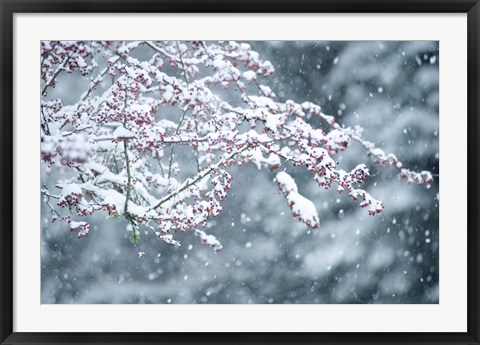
xmin=254 ymin=79 xmax=270 ymax=98
xmin=62 ymin=126 xmax=93 ymax=137
xmin=45 ymin=200 xmax=62 ymax=218
xmin=174 ymin=40 xmax=201 ymax=174
xmin=193 ymin=120 xmax=201 ymax=173
xmin=381 ymin=211 xmax=402 ymax=229
xmin=167 ymin=108 xmax=189 ymax=179
xmin=175 ymin=41 xmax=190 ymax=87
xmin=167 ymin=147 xmax=176 ymax=180
xmin=42 ymin=54 xmax=71 ymax=96
xmin=144 ymin=41 xmax=181 ymax=64
xmin=93 ymin=135 xmax=208 ymax=144
xmin=78 ymin=64 xmax=117 ymax=106
xmin=113 ymin=144 xmax=120 ymax=174
xmin=150 ymin=145 xmax=249 ymax=211
xmin=123 ymin=80 xmax=133 ymax=216
xmin=123 ymin=139 xmax=133 ymax=216
xmin=41 ymin=190 xmax=61 ymax=200
xmin=154 ymin=153 xmax=165 ymax=178
xmin=40 ymin=106 xmax=51 ymax=135
xmin=41 ymin=191 xmax=62 ymax=218
xmin=59 ymin=56 xmax=120 ymax=131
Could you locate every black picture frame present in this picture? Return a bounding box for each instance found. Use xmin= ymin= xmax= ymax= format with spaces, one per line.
xmin=1 ymin=1 xmax=479 ymax=344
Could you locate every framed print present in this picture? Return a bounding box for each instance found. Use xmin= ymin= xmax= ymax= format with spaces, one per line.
xmin=1 ymin=1 xmax=479 ymax=344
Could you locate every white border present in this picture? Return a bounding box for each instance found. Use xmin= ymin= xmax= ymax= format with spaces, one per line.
xmin=14 ymin=13 xmax=467 ymax=332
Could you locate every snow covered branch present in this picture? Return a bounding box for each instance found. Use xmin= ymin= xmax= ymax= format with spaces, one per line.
xmin=274 ymin=172 xmax=320 ymax=228
xmin=41 ymin=40 xmax=435 ymax=255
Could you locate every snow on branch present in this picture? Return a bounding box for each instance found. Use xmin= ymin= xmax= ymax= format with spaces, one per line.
xmin=195 ymin=229 xmax=223 ymax=252
xmin=275 ymin=172 xmax=320 ymax=228
xmin=40 ymin=40 xmax=435 ymax=256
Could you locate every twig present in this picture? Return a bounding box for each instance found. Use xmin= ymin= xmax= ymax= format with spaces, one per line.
xmin=150 ymin=146 xmax=249 ymax=211
xmin=193 ymin=120 xmax=201 ymax=173
xmin=62 ymin=126 xmax=93 ymax=137
xmin=40 ymin=106 xmax=51 ymax=135
xmin=167 ymin=108 xmax=189 ymax=179
xmin=42 ymin=54 xmax=71 ymax=96
xmin=381 ymin=211 xmax=403 ymax=229
xmin=123 ymin=83 xmax=133 ymax=216
xmin=175 ymin=41 xmax=190 ymax=87
xmin=41 ymin=191 xmax=62 ymax=218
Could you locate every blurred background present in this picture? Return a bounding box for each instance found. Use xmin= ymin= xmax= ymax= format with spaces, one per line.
xmin=41 ymin=41 xmax=439 ymax=304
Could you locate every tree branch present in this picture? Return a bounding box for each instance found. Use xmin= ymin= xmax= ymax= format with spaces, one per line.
xmin=42 ymin=54 xmax=70 ymax=96
xmin=150 ymin=145 xmax=249 ymax=211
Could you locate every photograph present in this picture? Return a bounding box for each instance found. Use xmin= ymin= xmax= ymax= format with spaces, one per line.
xmin=40 ymin=40 xmax=439 ymax=304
